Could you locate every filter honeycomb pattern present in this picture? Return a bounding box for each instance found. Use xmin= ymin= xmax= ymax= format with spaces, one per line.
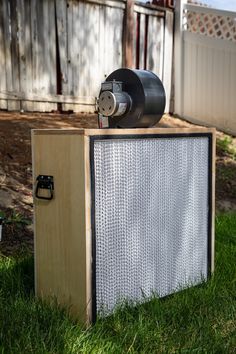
xmin=93 ymin=137 xmax=209 ymax=314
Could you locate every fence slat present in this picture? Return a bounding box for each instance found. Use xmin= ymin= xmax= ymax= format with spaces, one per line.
xmin=23 ymin=0 xmax=34 ymax=111
xmin=17 ymin=0 xmax=33 ymax=111
xmin=147 ymin=15 xmax=163 ymax=77
xmin=5 ymin=0 xmax=20 ymax=110
xmin=0 ymin=1 xmax=7 ymax=109
xmin=132 ymin=12 xmax=137 ymax=67
xmin=62 ymin=0 xmax=73 ymax=111
xmin=163 ymin=11 xmax=173 ymax=112
xmin=123 ymin=0 xmax=134 ymax=68
xmin=31 ymin=0 xmax=41 ymax=111
xmin=108 ymin=6 xmax=123 ymax=72
xmin=139 ymin=13 xmax=145 ymax=69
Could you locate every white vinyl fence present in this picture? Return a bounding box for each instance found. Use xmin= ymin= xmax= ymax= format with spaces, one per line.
xmin=175 ymin=1 xmax=236 ymax=135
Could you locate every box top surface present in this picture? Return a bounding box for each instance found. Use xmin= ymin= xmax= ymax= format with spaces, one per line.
xmin=32 ymin=127 xmax=216 ymax=136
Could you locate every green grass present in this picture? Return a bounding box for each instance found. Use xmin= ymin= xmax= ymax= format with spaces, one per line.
xmin=0 ymin=214 xmax=236 ymax=353
xmin=217 ymin=136 xmax=236 ymax=160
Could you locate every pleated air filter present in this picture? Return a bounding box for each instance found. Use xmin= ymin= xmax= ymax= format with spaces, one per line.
xmin=91 ymin=134 xmax=213 ymax=317
xmin=33 ymin=129 xmax=215 ymax=324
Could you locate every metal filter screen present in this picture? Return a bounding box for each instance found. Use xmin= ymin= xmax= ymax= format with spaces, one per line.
xmin=92 ymin=136 xmax=210 ymax=315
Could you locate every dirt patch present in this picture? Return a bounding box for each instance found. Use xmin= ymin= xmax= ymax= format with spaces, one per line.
xmin=0 ymin=111 xmax=235 ymax=255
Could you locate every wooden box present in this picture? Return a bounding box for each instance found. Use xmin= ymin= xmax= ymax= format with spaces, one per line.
xmin=32 ymin=128 xmax=215 ymax=324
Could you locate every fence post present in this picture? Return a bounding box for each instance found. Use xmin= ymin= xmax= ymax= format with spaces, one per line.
xmin=174 ymin=0 xmax=186 ymax=116
xmin=123 ymin=0 xmax=134 ymax=68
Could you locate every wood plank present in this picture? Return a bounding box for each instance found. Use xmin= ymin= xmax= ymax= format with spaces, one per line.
xmin=3 ymin=0 xmax=20 ymax=110
xmin=0 ymin=91 xmax=95 ymax=105
xmin=163 ymin=10 xmax=173 ymax=112
xmin=55 ymin=0 xmax=69 ymax=100
xmin=32 ymin=127 xmax=216 ymax=136
xmin=9 ymin=0 xmax=21 ymax=111
xmin=0 ymin=0 xmax=7 ymax=109
xmin=134 ymin=3 xmax=165 ymax=17
xmin=84 ymin=136 xmax=93 ymax=323
xmin=81 ymin=0 xmax=125 ymax=9
xmin=98 ymin=4 xmax=106 ymax=82
xmin=33 ymin=133 xmax=88 ymax=323
xmin=48 ymin=0 xmax=57 ymax=110
xmin=109 ymin=6 xmax=123 ymax=71
xmin=80 ymin=2 xmax=100 ymax=99
xmin=211 ymin=123 xmax=216 ymax=273
xmin=22 ymin=0 xmax=34 ymax=111
xmin=147 ymin=15 xmax=163 ymax=77
xmin=132 ymin=11 xmax=137 ymax=68
xmin=104 ymin=6 xmax=111 ymax=76
xmin=41 ymin=0 xmax=56 ymax=111
xmin=139 ymin=13 xmax=145 ymax=69
xmin=31 ymin=0 xmax=45 ymax=112
xmin=17 ymin=0 xmax=26 ymax=94
xmin=89 ymin=3 xmax=100 ymax=96
xmin=84 ymin=127 xmax=216 ymax=136
xmin=31 ymin=0 xmax=38 ymax=111
xmin=123 ymin=0 xmax=134 ymax=68
xmin=63 ymin=0 xmax=74 ymax=111
xmin=73 ymin=0 xmax=82 ymax=97
xmin=38 ymin=0 xmax=48 ymax=111
xmin=63 ymin=0 xmax=98 ymax=113
xmin=30 ymin=1 xmax=55 ymax=112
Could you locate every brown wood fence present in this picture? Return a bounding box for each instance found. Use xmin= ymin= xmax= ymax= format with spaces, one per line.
xmin=0 ymin=0 xmax=173 ymax=112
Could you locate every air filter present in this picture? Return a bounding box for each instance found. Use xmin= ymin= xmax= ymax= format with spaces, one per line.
xmin=33 ymin=128 xmax=215 ymax=324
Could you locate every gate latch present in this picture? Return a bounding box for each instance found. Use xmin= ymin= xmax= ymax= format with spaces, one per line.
xmin=35 ymin=175 xmax=54 ymax=200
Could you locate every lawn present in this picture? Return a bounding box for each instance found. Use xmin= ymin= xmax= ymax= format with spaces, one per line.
xmin=0 ymin=213 xmax=235 ymax=353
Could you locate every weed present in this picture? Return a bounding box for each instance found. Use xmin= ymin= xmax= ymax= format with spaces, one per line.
xmin=217 ymin=136 xmax=236 ymax=160
xmin=0 ymin=210 xmax=31 ymax=227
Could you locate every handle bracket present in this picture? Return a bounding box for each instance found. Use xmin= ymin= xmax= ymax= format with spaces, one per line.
xmin=35 ymin=175 xmax=54 ymax=200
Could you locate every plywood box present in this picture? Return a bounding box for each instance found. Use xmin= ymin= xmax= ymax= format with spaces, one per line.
xmin=32 ymin=128 xmax=215 ymax=324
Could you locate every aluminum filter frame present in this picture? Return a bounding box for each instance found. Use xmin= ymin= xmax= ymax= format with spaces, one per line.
xmin=90 ymin=133 xmax=213 ymax=322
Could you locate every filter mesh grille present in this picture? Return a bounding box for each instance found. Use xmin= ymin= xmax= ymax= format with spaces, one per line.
xmin=93 ymin=136 xmax=209 ymax=314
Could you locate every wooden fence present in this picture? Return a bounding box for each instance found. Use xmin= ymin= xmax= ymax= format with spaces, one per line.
xmin=0 ymin=0 xmax=173 ymax=113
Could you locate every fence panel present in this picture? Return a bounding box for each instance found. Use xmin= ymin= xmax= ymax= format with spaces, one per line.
xmin=134 ymin=3 xmax=173 ymax=112
xmin=175 ymin=1 xmax=236 ymax=135
xmin=0 ymin=0 xmax=173 ymax=113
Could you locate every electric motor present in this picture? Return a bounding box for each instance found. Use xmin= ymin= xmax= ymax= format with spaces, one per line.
xmin=98 ymin=68 xmax=166 ymax=128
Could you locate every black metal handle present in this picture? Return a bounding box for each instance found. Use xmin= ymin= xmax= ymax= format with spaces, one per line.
xmin=35 ymin=175 xmax=54 ymax=200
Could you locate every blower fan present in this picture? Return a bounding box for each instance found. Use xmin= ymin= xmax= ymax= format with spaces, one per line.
xmin=98 ymin=68 xmax=166 ymax=128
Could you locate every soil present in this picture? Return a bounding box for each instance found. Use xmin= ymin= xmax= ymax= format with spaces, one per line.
xmin=0 ymin=111 xmax=235 ymax=256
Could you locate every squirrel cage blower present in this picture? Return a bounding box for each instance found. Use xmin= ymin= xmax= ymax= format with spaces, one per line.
xmin=97 ymin=68 xmax=166 ymax=128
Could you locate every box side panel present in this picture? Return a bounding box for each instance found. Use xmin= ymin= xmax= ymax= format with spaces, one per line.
xmin=33 ymin=134 xmax=87 ymax=322
xmin=84 ymin=136 xmax=93 ymax=323
xmin=211 ymin=131 xmax=216 ymax=272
